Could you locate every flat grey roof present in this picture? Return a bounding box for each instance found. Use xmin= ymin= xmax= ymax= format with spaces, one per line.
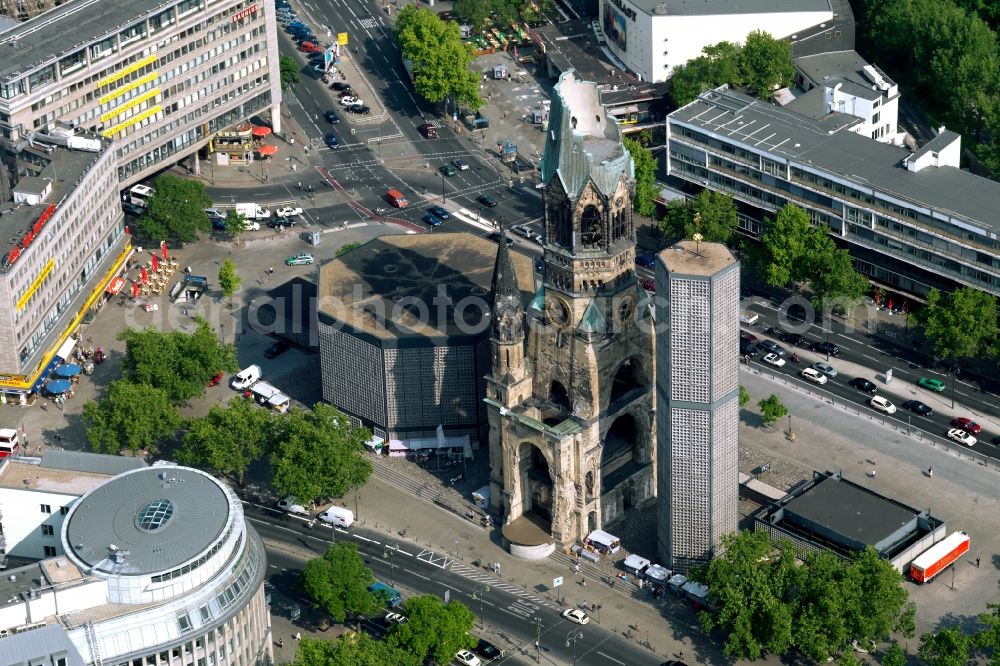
xmin=631 ymin=0 xmax=830 ymax=17
xmin=41 ymin=449 xmax=147 ymax=475
xmin=0 ymin=623 xmax=85 ymax=665
xmin=671 ymin=87 xmax=1000 ymax=233
xmin=782 ymin=476 xmax=916 ymax=547
xmin=794 ymin=50 xmax=895 ymax=93
xmin=0 ymin=0 xmax=171 ymax=82
xmin=64 ymin=466 xmax=232 ymax=576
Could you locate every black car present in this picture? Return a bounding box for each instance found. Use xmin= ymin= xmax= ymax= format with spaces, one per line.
xmin=324 ymin=132 xmax=339 ymax=148
xmin=902 ymin=400 xmax=934 ymax=417
xmin=478 ymin=194 xmax=499 ymax=208
xmin=324 ymin=110 xmax=340 ymax=124
xmin=740 ymin=341 xmax=759 ymax=357
xmin=812 ymin=341 xmax=841 ymax=356
xmin=476 ymin=639 xmax=505 ymax=660
xmin=267 ymin=218 xmax=296 ymax=229
xmin=849 ymin=377 xmax=878 ymax=394
xmin=121 ymin=201 xmax=145 ymax=217
xmin=487 ymin=232 xmax=514 ymax=247
xmin=779 ymin=331 xmax=804 ymax=346
xmin=331 ymin=81 xmax=352 ymax=91
xmin=758 ymin=340 xmax=786 ymax=356
xmin=635 ymin=253 xmax=656 ymax=268
xmin=346 ymin=105 xmax=370 ymax=115
xmin=264 ymin=338 xmax=292 ymax=359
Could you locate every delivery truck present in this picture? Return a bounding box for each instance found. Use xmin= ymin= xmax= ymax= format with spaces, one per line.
xmin=234 ymin=202 xmax=271 ymax=220
xmin=249 ymin=381 xmax=290 ymax=413
xmin=910 ymin=531 xmax=970 ymax=583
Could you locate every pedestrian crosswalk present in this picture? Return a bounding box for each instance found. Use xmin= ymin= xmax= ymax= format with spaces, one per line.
xmin=450 ymin=562 xmax=559 ymax=610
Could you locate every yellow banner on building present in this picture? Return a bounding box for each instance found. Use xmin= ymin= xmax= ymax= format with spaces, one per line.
xmin=16 ymin=258 xmax=55 ymax=311
xmin=100 ymin=88 xmax=160 ymax=123
xmin=99 ymin=71 xmax=159 ymax=105
xmin=102 ymin=105 xmax=162 ymax=137
xmin=96 ymin=53 xmax=158 ymax=89
xmin=338 ymin=32 xmax=349 ymax=45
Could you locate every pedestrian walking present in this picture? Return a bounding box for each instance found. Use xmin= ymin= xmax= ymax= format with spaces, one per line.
xmin=41 ymin=401 xmax=48 ymax=411
xmin=610 ymin=579 xmax=615 ymax=589
xmin=871 ymin=468 xmax=877 ymax=478
xmin=928 ymin=465 xmax=933 ymax=478
xmin=581 ymin=577 xmax=586 ymax=587
xmin=976 ymin=557 xmax=981 ymax=568
xmin=574 ymin=562 xmax=580 ymax=574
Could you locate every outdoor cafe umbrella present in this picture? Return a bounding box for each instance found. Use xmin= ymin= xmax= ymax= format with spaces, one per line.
xmin=151 ymin=253 xmax=160 ymax=272
xmin=132 ymin=281 xmax=140 ymax=298
xmin=160 ymin=240 xmax=169 ymax=260
xmin=45 ymin=379 xmax=72 ymax=394
xmin=54 ymin=364 xmax=81 ymax=378
xmin=258 ymin=144 xmax=278 ymax=156
xmin=252 ymin=126 xmax=272 ymax=138
xmin=141 ymin=266 xmax=149 ymax=285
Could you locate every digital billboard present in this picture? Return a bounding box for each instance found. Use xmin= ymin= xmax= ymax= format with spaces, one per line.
xmin=603 ymin=2 xmax=627 ymax=52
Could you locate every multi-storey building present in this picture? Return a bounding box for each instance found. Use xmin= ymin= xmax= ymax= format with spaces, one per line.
xmin=0 ymin=0 xmax=282 ymax=187
xmin=667 ymin=86 xmax=1000 ymax=299
xmin=0 ymin=460 xmax=272 ymax=665
xmin=0 ymin=129 xmax=131 ymax=402
xmin=656 ymin=239 xmax=739 ymax=573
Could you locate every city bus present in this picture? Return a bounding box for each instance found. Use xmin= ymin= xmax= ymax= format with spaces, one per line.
xmin=124 ymin=184 xmax=155 ymax=208
xmin=0 ymin=429 xmax=21 ymax=458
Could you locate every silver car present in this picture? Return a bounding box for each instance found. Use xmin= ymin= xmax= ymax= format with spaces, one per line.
xmin=811 ymin=362 xmax=838 ymax=378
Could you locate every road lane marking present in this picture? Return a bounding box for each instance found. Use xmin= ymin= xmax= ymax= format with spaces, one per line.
xmin=402 ymin=568 xmax=430 ymax=580
xmin=596 ymin=652 xmax=626 ymax=665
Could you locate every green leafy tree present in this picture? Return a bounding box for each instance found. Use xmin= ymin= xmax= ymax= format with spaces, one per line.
xmin=624 ymin=137 xmax=657 ymax=217
xmin=83 ymin=380 xmax=180 ymax=455
xmin=918 ymin=627 xmax=972 ymax=666
xmin=659 ymin=198 xmax=690 ymax=245
xmin=387 ymin=595 xmax=477 ymax=665
xmin=279 ymin=55 xmax=300 ymax=91
xmin=223 ymin=208 xmax=247 ymax=238
xmin=299 ymin=543 xmax=383 ymax=624
xmin=739 ymin=385 xmax=751 ymax=408
xmin=337 ymin=242 xmax=362 ymax=257
xmin=689 ymin=189 xmax=738 ymax=244
xmin=738 ymin=30 xmax=795 ymax=98
xmin=974 ymin=602 xmax=1000 ymax=655
xmin=668 ymin=41 xmax=742 ymax=107
xmin=453 ymin=0 xmax=491 ymax=32
xmin=177 ymin=397 xmax=272 ymax=485
xmin=394 ymin=6 xmax=482 ymax=110
xmin=881 ymin=642 xmax=907 ymax=666
xmin=136 ymin=174 xmax=212 ymax=243
xmin=271 ymin=403 xmax=373 ymax=502
xmin=119 ymin=318 xmax=238 ymax=404
xmin=759 ymin=203 xmax=813 ymax=288
xmin=811 ymin=244 xmax=869 ymax=313
xmin=290 ymin=633 xmax=419 ymax=666
xmin=913 ymin=287 xmax=998 ymax=362
xmin=758 ymin=394 xmax=788 ymax=427
xmin=218 ymin=258 xmax=241 ymax=303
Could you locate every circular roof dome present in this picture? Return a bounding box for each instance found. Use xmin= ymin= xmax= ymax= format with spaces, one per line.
xmin=64 ymin=466 xmax=233 ymax=576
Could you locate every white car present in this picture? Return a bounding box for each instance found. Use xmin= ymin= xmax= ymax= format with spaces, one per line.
xmin=947 ymin=428 xmax=977 ymax=446
xmin=454 ymin=649 xmax=482 ymax=666
xmin=513 ymin=224 xmax=534 ymax=238
xmin=800 ymin=367 xmax=828 ymax=385
xmin=275 ymin=206 xmax=303 ymax=218
xmin=561 ymin=608 xmax=590 ymax=625
xmin=869 ymin=395 xmax=896 ymax=414
xmin=384 ymin=612 xmax=408 ymax=625
xmin=277 ymin=497 xmax=310 ymax=515
xmin=762 ymin=352 xmax=785 ymax=368
xmin=340 ymin=96 xmax=362 ymax=107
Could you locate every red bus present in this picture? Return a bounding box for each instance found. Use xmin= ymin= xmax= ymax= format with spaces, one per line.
xmin=0 ymin=429 xmax=20 ymax=458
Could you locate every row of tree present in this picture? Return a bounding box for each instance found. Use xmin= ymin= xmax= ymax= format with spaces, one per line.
xmin=911 ymin=287 xmax=999 ymax=365
xmin=452 ymin=0 xmax=547 ymax=34
xmin=668 ymin=31 xmax=795 ymax=108
xmin=291 ymin=543 xmax=477 ymax=666
xmin=82 ymin=323 xmax=373 ymax=502
xmin=394 ymin=7 xmax=482 ymax=112
xmin=855 ymin=0 xmax=1000 ymax=174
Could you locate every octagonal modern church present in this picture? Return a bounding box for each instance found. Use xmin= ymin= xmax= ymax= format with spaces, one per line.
xmin=486 ymin=71 xmax=656 ymax=549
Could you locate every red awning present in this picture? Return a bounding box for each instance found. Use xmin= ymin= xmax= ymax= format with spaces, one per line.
xmin=106 ymin=276 xmax=126 ymax=295
xmin=258 ymin=144 xmax=278 ymax=156
xmin=251 ymin=126 xmax=272 ymax=137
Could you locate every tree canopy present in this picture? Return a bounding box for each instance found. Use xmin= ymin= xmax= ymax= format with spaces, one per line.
xmin=118 ymin=318 xmax=238 ymax=404
xmin=82 ymin=379 xmax=180 ymax=455
xmin=757 ymin=394 xmax=788 ymax=428
xmin=218 ymin=258 xmax=241 ymax=302
xmin=288 ymin=633 xmax=420 ymax=666
xmin=271 ymin=402 xmax=373 ymax=502
xmin=387 ymin=595 xmax=477 ymax=665
xmin=135 ymin=174 xmax=212 ymax=243
xmin=659 ymin=190 xmax=739 ymax=246
xmin=177 ymin=397 xmax=272 ymax=485
xmin=394 ymin=7 xmax=482 ymax=111
xmin=738 ymin=30 xmax=796 ymax=99
xmin=912 ymin=287 xmax=998 ymax=362
xmin=299 ymin=543 xmax=383 ymax=624
xmin=624 ymin=137 xmax=657 ymax=218
xmin=223 ymin=208 xmax=248 ymax=238
xmin=279 ymin=55 xmax=300 ymax=91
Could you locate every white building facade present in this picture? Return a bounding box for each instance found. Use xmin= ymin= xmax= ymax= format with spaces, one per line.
xmin=597 ymin=0 xmax=832 ymax=83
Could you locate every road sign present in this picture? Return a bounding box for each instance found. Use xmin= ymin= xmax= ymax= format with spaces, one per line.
xmin=444 ymin=589 xmax=450 ymax=604
xmin=885 ymin=368 xmax=893 ymax=384
xmin=338 ymin=32 xmax=349 ymax=45
xmin=552 ymin=576 xmax=563 ymax=588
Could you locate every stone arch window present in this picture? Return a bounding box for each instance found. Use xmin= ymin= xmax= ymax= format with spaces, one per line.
xmin=585 ymin=470 xmax=594 ymax=499
xmin=580 ymin=204 xmax=602 ymax=247
xmin=552 ymin=204 xmax=573 ymax=248
xmin=611 ymin=207 xmax=627 ymax=241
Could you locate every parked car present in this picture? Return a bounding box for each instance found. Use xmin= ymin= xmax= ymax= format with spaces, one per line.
xmin=421 ymin=213 xmax=443 ymax=227
xmin=800 ymin=367 xmax=828 ymax=385
xmin=264 ymin=338 xmax=292 ymax=358
xmin=340 ymin=96 xmax=362 ymax=106
xmin=740 ymin=341 xmax=758 ymax=357
xmin=918 ymin=376 xmax=946 ymax=392
xmin=477 ymin=194 xmax=498 ymax=207
xmin=384 ymin=612 xmax=407 ymax=625
xmin=740 ymin=330 xmax=758 ymax=345
xmin=331 ymin=81 xmax=352 ymax=91
xmin=267 ymin=217 xmax=296 ymax=229
xmin=848 ymin=377 xmax=878 ymax=394
xmin=439 ymin=164 xmax=457 ymax=177
xmin=324 ymin=132 xmax=339 ymax=148
xmin=452 ymin=158 xmax=470 ymax=170
xmin=277 ymin=497 xmax=309 ymax=515
xmin=324 ymin=110 xmax=340 ymax=124
xmin=639 ymin=276 xmax=655 ymax=293
xmin=763 ymin=352 xmax=785 ymax=368
xmin=779 ymin=332 xmax=804 ymax=346
xmin=418 ymin=122 xmax=439 ymax=139
xmin=947 ymin=428 xmax=977 ymax=446
xmin=454 ymin=650 xmax=482 ymax=666
xmin=903 ymin=400 xmax=934 ymax=417
xmin=427 ymin=205 xmax=449 ymax=219
xmin=276 ymin=207 xmax=303 ymax=218
xmin=811 ymin=341 xmax=841 ymax=356
xmin=346 ymin=105 xmax=370 ymax=115
xmin=561 ymin=608 xmax=590 ymax=625
xmin=475 ymin=638 xmax=505 ymax=660
xmin=635 ymin=253 xmax=656 ymax=268
xmin=312 ymin=63 xmax=328 ymax=74
xmin=758 ymin=340 xmax=786 ymax=356
xmin=486 ymin=232 xmax=514 ymax=247
xmin=811 ymin=361 xmax=838 ymax=378
xmin=513 ymin=224 xmax=534 ymax=238
xmin=286 ymin=253 xmax=314 ymax=266
xmin=951 ymin=417 xmax=982 ymax=434
xmin=869 ymin=395 xmax=896 ymax=414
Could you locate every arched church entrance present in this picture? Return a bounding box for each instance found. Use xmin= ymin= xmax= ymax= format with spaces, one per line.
xmin=519 ymin=442 xmax=554 ymax=524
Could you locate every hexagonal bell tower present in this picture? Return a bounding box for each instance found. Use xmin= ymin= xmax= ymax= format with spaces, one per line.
xmin=486 ymin=71 xmax=656 ymax=551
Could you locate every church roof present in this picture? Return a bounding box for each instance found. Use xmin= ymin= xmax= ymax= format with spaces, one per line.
xmin=541 ymin=71 xmax=634 ymax=198
xmin=578 ymin=300 xmax=606 ymax=334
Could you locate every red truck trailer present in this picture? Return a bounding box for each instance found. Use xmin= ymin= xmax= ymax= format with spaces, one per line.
xmin=910 ymin=531 xmax=970 ymax=583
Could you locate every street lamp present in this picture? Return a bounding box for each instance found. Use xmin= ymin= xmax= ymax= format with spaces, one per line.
xmin=950 ymin=363 xmax=960 ymax=409
xmin=383 ymin=543 xmax=398 ymax=585
xmin=532 ymin=617 xmax=543 ymax=663
xmin=565 ymin=630 xmax=583 ymax=666
xmin=471 ymin=584 xmax=489 ymax=628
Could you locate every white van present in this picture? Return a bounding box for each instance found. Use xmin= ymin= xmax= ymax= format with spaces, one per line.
xmin=231 ymin=364 xmax=261 ymax=390
xmin=318 ymin=506 xmax=354 ymax=527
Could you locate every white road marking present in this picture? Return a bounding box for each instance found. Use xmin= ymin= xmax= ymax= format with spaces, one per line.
xmin=402 ymin=568 xmax=430 ymax=580
xmin=596 ymin=652 xmax=626 ymax=665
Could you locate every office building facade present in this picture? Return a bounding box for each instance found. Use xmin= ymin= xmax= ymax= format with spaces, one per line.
xmin=0 ymin=0 xmax=282 ymax=188
xmin=667 ymin=87 xmax=1000 ymax=299
xmin=656 ymin=240 xmax=739 ymax=573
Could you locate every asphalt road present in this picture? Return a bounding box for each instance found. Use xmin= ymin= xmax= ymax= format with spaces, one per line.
xmin=250 ymin=509 xmax=664 ymax=666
